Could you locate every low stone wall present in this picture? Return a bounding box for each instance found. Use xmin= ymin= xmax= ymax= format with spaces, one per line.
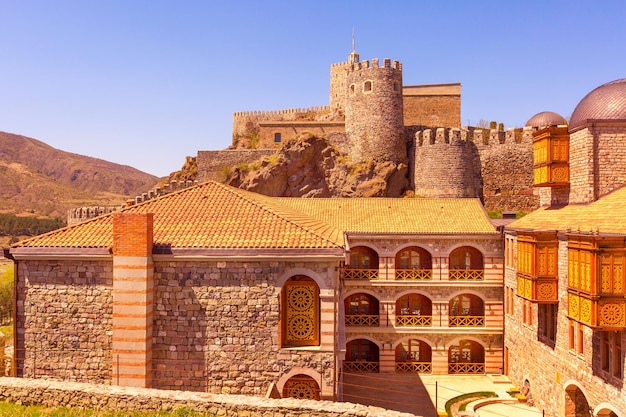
xmin=0 ymin=378 xmax=420 ymax=417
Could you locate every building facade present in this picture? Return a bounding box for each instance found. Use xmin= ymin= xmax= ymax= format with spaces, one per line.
xmin=504 ymin=79 xmax=626 ymax=417
xmin=9 ymin=181 xmax=503 ymax=402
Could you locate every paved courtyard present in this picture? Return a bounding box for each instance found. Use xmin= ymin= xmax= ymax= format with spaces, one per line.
xmin=341 ymin=373 xmax=543 ymax=417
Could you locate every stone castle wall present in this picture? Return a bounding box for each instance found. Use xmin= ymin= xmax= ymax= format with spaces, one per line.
xmin=411 ymin=127 xmax=538 ymax=213
xmin=197 ymin=149 xmax=275 ymax=183
xmin=403 ymin=84 xmax=461 ymax=128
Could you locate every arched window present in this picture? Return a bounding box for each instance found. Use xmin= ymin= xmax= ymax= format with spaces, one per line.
xmin=449 ymin=246 xmax=484 ymax=280
xmin=449 ymin=294 xmax=484 ymax=327
xmin=448 ymin=340 xmax=485 ymax=374
xmin=282 ymin=375 xmax=320 ymax=400
xmin=344 ymin=339 xmax=379 ymax=373
xmin=350 ymin=246 xmax=378 ymax=269
xmin=281 ymin=276 xmax=319 ymax=347
xmin=349 ymin=84 xmax=355 ymax=94
xmin=364 ymin=80 xmax=372 ymax=92
xmin=345 ymin=293 xmax=379 ymax=326
xmin=396 ymin=339 xmax=432 ymax=373
xmin=396 ymin=246 xmax=432 ymax=280
xmin=396 ymin=294 xmax=432 ymax=326
xmin=345 ymin=246 xmax=379 ymax=280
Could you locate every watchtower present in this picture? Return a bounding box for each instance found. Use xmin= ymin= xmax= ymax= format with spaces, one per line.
xmin=344 ymin=56 xmax=406 ymax=164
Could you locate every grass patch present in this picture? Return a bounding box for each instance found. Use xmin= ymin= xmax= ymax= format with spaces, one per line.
xmin=444 ymin=391 xmax=497 ymax=416
xmin=0 ymin=404 xmax=215 ymax=417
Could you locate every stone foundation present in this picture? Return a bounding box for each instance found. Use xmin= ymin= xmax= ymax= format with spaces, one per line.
xmin=0 ymin=378 xmax=420 ymax=417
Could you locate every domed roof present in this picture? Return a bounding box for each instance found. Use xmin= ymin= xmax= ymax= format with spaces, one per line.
xmin=525 ymin=111 xmax=567 ymax=128
xmin=570 ymin=78 xmax=626 ymax=131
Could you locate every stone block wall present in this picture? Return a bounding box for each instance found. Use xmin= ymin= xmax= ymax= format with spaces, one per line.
xmin=151 ymin=259 xmax=338 ymax=397
xmin=197 ymin=150 xmax=275 ymax=182
xmin=0 ymin=378 xmax=419 ymax=417
xmin=403 ymin=94 xmax=460 ymax=128
xmin=15 ymin=260 xmax=113 ymax=383
xmin=504 ymin=235 xmax=626 ymax=416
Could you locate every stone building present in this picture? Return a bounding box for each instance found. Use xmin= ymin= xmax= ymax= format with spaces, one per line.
xmin=504 ymin=79 xmax=626 ymax=417
xmin=8 ymin=180 xmax=503 ymax=401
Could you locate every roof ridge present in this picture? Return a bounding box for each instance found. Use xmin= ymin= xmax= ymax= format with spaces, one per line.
xmin=211 ymin=182 xmax=343 ymax=247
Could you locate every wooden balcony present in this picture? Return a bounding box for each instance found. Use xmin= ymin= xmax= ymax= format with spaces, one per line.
xmin=396 ymin=362 xmax=432 ymax=374
xmin=395 ymin=269 xmax=432 ymax=281
xmin=395 ymin=315 xmax=432 ymax=327
xmin=449 ymin=315 xmax=485 ymax=327
xmin=342 ymin=268 xmax=379 ymax=281
xmin=448 ymin=363 xmax=485 ymax=374
xmin=345 ymin=314 xmax=379 ymax=327
xmin=449 ymin=269 xmax=484 ymax=281
xmin=343 ymin=361 xmax=379 ymax=373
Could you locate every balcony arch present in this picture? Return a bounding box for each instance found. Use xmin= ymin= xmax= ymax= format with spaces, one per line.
xmin=449 ymin=246 xmax=484 ymax=281
xmin=344 ymin=338 xmax=380 ymax=373
xmin=395 ymin=293 xmax=433 ymax=327
xmin=344 ymin=293 xmax=380 ymax=327
xmin=449 ymin=293 xmax=485 ymax=327
xmin=344 ymin=246 xmax=379 ymax=281
xmin=448 ymin=339 xmax=485 ymax=374
xmin=395 ymin=246 xmax=433 ymax=280
xmin=395 ymin=338 xmax=432 ymax=374
xmin=564 ymin=381 xmax=592 ymax=417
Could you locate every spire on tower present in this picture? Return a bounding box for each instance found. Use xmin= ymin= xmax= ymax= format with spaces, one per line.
xmin=349 ymin=28 xmax=359 ymax=64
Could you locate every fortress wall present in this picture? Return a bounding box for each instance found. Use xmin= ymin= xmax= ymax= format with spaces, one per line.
xmin=256 ymin=121 xmax=345 ymax=149
xmin=197 ymin=149 xmax=275 ymax=182
xmin=232 ymin=106 xmax=335 ymax=147
xmin=412 ymin=127 xmax=538 ymax=212
xmin=403 ymin=95 xmax=461 ymax=128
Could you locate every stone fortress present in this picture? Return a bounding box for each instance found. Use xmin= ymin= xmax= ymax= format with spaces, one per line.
xmin=199 ymin=48 xmax=543 ymax=213
xmin=69 ymin=48 xmax=546 ymax=225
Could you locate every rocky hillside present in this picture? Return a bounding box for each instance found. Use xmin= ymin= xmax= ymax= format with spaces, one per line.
xmin=0 ymin=131 xmax=160 ymax=219
xmin=225 ymin=134 xmax=410 ymax=198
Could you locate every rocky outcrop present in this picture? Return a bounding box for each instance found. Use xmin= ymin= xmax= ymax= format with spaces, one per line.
xmin=226 ymin=134 xmax=409 ymax=198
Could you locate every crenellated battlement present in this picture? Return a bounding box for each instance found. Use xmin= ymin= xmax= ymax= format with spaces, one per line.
xmin=233 ymin=105 xmax=330 ymax=118
xmin=67 ymin=180 xmax=199 ymax=225
xmin=348 ymin=57 xmax=402 ymax=72
xmin=415 ymin=126 xmax=533 ymax=147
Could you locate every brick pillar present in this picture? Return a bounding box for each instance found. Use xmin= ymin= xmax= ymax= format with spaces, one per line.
xmin=112 ymin=212 xmax=154 ymax=388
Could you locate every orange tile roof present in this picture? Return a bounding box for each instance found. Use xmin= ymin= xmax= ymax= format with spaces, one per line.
xmin=508 ymin=186 xmax=626 ymax=234
xmin=12 ymin=182 xmax=344 ymax=251
xmin=12 ymin=183 xmax=497 ymax=255
xmin=277 ymin=197 xmax=497 ymax=235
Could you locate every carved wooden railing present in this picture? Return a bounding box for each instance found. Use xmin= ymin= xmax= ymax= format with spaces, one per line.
xmin=448 ymin=363 xmax=485 ymax=374
xmin=395 ymin=269 xmax=432 ymax=281
xmin=343 ymin=361 xmax=380 ymax=373
xmin=448 ymin=315 xmax=485 ymax=327
xmin=395 ymin=315 xmax=432 ymax=327
xmin=396 ymin=362 xmax=432 ymax=373
xmin=342 ymin=269 xmax=379 ymax=281
xmin=449 ymin=269 xmax=484 ymax=281
xmin=345 ymin=314 xmax=379 ymax=327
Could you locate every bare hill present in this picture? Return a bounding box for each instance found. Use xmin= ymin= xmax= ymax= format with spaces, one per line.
xmin=0 ymin=131 xmax=160 ymax=219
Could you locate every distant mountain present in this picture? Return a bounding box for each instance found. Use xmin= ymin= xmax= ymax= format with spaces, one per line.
xmin=0 ymin=131 xmax=161 ymax=219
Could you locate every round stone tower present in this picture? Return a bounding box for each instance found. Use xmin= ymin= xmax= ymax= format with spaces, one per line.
xmin=344 ymin=56 xmax=407 ymax=164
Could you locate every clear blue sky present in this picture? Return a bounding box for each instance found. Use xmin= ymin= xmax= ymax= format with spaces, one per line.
xmin=2 ymin=1 xmax=624 ymax=177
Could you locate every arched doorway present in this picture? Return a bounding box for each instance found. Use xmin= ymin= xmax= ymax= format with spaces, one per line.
xmin=564 ymin=384 xmax=591 ymax=417
xmin=282 ymin=374 xmax=320 ymax=400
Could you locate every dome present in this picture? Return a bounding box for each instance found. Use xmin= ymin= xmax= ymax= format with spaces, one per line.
xmin=525 ymin=111 xmax=567 ymax=128
xmin=569 ymin=78 xmax=626 ymax=131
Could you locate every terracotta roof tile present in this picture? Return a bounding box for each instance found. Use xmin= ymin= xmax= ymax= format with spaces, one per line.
xmin=507 ymin=186 xmax=626 ymax=234
xmin=13 ymin=182 xmax=344 ymax=250
xmin=277 ymin=197 xmax=497 ymax=235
